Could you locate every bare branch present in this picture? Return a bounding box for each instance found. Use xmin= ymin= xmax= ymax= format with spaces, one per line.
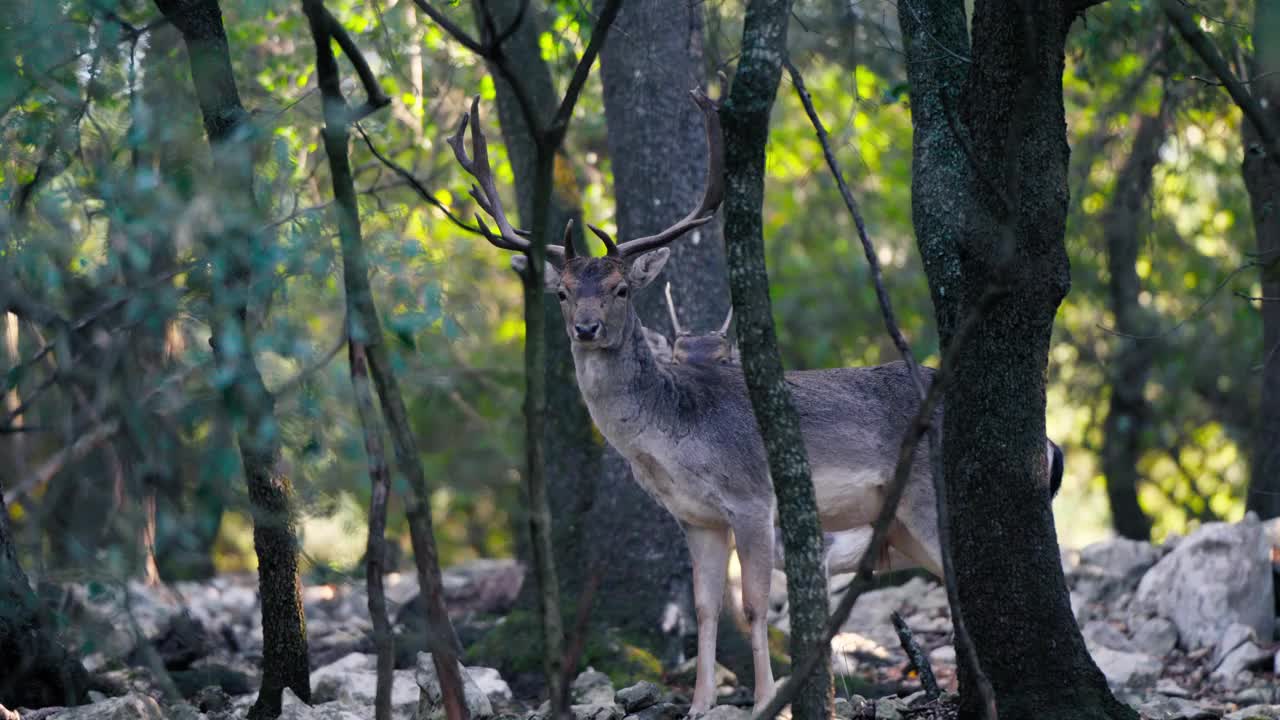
xmin=544 ymin=0 xmax=623 ymax=147
xmin=271 ymin=330 xmax=347 ymax=398
xmin=3 ymin=419 xmax=120 ymax=505
xmin=785 ymin=60 xmax=923 ymax=397
xmin=1097 ymin=260 xmax=1259 ymax=339
xmin=1189 ymin=70 xmax=1280 ymax=86
xmin=891 ymin=611 xmax=940 ymax=700
xmin=1238 ymin=291 xmax=1280 ymax=302
xmin=410 ymin=0 xmax=485 ymax=54
xmin=1161 ymin=0 xmax=1280 ymax=163
xmin=324 ymin=7 xmax=391 ymax=122
xmin=354 ymin=124 xmax=484 ymax=235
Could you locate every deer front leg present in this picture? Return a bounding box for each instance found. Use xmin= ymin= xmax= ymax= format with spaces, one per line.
xmin=683 ymin=523 xmax=731 ymax=715
xmin=732 ymin=517 xmax=777 ymax=711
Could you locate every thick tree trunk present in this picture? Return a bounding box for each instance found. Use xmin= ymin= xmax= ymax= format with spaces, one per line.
xmin=1101 ymin=109 xmax=1167 ymax=541
xmin=899 ymin=1 xmax=1135 ymax=718
xmin=483 ymin=0 xmax=696 ymax=666
xmin=597 ymin=0 xmax=726 ymax=661
xmin=601 ymin=1 xmax=730 ymax=334
xmin=1245 ymin=1 xmax=1280 ymax=522
xmin=478 ymin=3 xmax=604 ymax=640
xmin=721 ymin=2 xmax=832 ymax=718
xmin=0 ymin=488 xmax=89 ymax=708
xmin=153 ymin=2 xmax=310 ymax=716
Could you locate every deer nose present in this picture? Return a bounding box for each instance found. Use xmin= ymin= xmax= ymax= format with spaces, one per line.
xmin=574 ymin=321 xmax=601 ymax=341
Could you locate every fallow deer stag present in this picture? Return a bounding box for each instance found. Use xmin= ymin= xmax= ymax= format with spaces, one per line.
xmin=652 ymin=284 xmax=1066 ymax=587
xmin=449 ymin=90 xmax=1064 ymax=714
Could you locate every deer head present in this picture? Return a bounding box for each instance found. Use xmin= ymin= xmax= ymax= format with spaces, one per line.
xmin=663 ymin=282 xmax=738 ymax=366
xmin=449 ymin=90 xmax=724 ymax=351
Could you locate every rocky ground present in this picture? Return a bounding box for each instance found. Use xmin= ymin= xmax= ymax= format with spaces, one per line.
xmin=4 ymin=516 xmax=1278 ymax=720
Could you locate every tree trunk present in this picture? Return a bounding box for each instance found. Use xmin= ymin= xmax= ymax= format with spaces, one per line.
xmin=721 ymin=2 xmax=832 ymax=719
xmin=601 ymin=1 xmax=730 ymax=335
xmin=482 ymin=0 xmax=696 ymax=668
xmin=302 ymin=6 xmax=469 ymax=717
xmin=1245 ymin=0 xmax=1280 ymax=522
xmin=153 ymin=2 xmax=310 ymax=716
xmin=1101 ymin=108 xmax=1168 ymax=541
xmin=597 ymin=0 xmax=729 ymax=661
xmin=899 ymin=1 xmax=1135 ymax=718
xmin=0 ymin=487 xmax=89 ymax=708
xmin=478 ymin=2 xmax=603 ymax=638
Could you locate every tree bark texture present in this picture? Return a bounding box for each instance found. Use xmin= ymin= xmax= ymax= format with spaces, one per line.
xmin=152 ymin=2 xmax=311 ymax=716
xmin=352 ymin=343 xmax=396 ymax=720
xmin=597 ymin=0 xmax=730 ymax=659
xmin=467 ymin=4 xmax=572 ymax=710
xmin=0 ymin=488 xmax=89 ymax=708
xmin=899 ymin=0 xmax=1136 ymax=718
xmin=721 ymin=2 xmax=832 ymax=719
xmin=1101 ymin=109 xmax=1168 ymax=541
xmin=600 ymin=0 xmax=730 ymax=335
xmin=301 ymin=6 xmax=470 ymax=719
xmin=477 ymin=2 xmax=610 ymax=648
xmin=1245 ymin=0 xmax=1280 ymax=522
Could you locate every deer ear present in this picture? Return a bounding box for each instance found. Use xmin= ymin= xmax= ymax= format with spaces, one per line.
xmin=509 ymin=256 xmax=562 ymax=290
xmin=626 ymin=248 xmax=670 ymax=288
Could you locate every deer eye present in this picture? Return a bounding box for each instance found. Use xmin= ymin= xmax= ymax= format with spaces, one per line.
xmin=615 ymin=285 xmax=628 ymax=298
xmin=557 ymin=289 xmax=568 ymax=301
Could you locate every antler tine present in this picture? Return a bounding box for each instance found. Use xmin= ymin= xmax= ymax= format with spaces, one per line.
xmin=664 ymin=283 xmax=686 ymax=336
xmin=615 ymin=88 xmax=725 ymax=259
xmin=587 ymin=224 xmax=618 ymax=256
xmin=718 ymin=306 xmax=733 ymax=335
xmin=447 ymin=96 xmax=529 ymax=253
xmin=560 ymin=219 xmax=575 ymax=260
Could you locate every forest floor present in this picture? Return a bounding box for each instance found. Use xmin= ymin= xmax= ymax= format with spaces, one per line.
xmin=7 ymin=516 xmax=1279 ymax=720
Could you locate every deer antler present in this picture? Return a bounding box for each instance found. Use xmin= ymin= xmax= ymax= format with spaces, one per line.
xmin=586 ymin=224 xmax=618 ymax=255
xmin=448 ymin=95 xmax=569 ymax=261
xmin=664 ymin=283 xmax=687 ymax=336
xmin=614 ymin=88 xmax=725 ymax=259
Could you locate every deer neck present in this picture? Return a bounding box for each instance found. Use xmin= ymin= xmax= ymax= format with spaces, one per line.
xmin=570 ymin=307 xmax=667 ymax=451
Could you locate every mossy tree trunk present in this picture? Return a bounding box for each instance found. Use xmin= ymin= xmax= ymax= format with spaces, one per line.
xmin=720 ymin=2 xmax=832 ymax=719
xmin=152 ymin=2 xmax=310 ymax=717
xmin=899 ymin=0 xmax=1136 ymax=717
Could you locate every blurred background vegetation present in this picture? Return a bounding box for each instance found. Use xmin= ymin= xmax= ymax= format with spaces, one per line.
xmin=0 ymin=0 xmax=1262 ymax=589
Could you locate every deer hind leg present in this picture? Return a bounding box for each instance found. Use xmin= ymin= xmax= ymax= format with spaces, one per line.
xmin=732 ymin=515 xmax=778 ymax=711
xmin=825 ymin=527 xmax=920 ymax=576
xmin=683 ymin=523 xmax=731 ymax=714
xmin=888 ymin=498 xmax=945 ymax=578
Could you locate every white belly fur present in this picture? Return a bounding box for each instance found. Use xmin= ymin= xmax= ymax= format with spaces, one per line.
xmin=811 ymin=467 xmax=886 ymax=530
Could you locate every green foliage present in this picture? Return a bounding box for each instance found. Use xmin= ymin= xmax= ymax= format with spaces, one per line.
xmin=0 ymin=0 xmax=1264 ymax=585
